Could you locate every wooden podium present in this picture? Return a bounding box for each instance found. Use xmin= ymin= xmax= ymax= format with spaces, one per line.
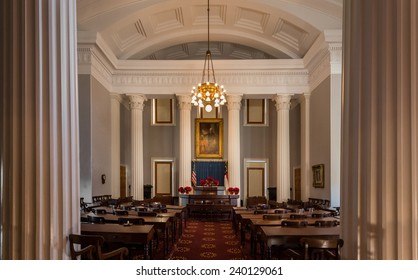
xmin=194 ymin=186 xmax=225 ymax=195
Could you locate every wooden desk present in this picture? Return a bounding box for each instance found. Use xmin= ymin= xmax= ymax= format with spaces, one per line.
xmin=260 ymin=226 xmax=341 ymax=259
xmin=81 ymin=213 xmax=172 ymax=256
xmin=186 ymin=203 xmax=233 ymax=220
xmin=248 ymin=217 xmax=338 ymax=258
xmin=80 ymin=223 xmax=154 ymax=259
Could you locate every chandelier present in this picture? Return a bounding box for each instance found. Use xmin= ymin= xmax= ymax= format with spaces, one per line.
xmin=191 ymin=0 xmax=226 ymax=113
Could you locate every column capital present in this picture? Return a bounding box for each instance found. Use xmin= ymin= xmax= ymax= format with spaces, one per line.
xmin=273 ymin=94 xmax=292 ymax=111
xmin=303 ymin=93 xmax=311 ymax=101
xmin=127 ymin=94 xmax=147 ymax=110
xmin=176 ymin=94 xmax=192 ymax=111
xmin=226 ymin=94 xmax=243 ymax=111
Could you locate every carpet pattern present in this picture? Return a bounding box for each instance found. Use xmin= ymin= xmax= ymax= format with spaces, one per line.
xmin=169 ymin=220 xmax=248 ymax=260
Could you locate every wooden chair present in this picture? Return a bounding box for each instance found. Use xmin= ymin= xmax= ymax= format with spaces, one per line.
xmin=69 ymin=234 xmax=128 ymax=260
xmin=300 ymin=238 xmax=344 ymax=260
xmin=268 ymin=221 xmax=307 ymax=259
xmin=87 ymin=216 xmax=105 ymax=224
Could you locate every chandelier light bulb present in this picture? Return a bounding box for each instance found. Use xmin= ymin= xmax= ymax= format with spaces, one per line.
xmin=205 ymin=104 xmax=212 ymax=112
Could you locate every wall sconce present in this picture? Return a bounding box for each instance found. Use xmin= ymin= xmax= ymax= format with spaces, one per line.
xmin=101 ymin=174 xmax=106 ymax=184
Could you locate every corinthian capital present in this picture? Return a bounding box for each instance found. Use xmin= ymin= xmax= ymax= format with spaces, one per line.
xmin=273 ymin=95 xmax=292 ymax=111
xmin=226 ymin=94 xmax=243 ymax=111
xmin=127 ymin=94 xmax=147 ymax=110
xmin=176 ymin=94 xmax=192 ymax=110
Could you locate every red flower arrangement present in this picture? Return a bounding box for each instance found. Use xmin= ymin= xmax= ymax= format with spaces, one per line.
xmin=227 ymin=187 xmax=240 ymax=194
xmin=199 ymin=176 xmax=220 ymax=186
xmin=179 ymin=186 xmax=192 ymax=194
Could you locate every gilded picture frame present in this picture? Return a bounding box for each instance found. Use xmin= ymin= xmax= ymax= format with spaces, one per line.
xmin=312 ymin=164 xmax=325 ymax=188
xmin=195 ymin=118 xmax=223 ymax=159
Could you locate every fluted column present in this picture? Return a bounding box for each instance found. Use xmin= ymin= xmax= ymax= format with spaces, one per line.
xmin=128 ymin=94 xmax=147 ymax=200
xmin=274 ymin=95 xmax=292 ymax=202
xmin=300 ymin=93 xmax=311 ymax=201
xmin=329 ymin=43 xmax=342 ymax=208
xmin=226 ymin=95 xmax=242 ymax=206
xmin=342 ymin=0 xmax=418 ymax=259
xmin=110 ymin=94 xmax=122 ymax=198
xmin=176 ymin=94 xmax=192 ymax=203
xmin=0 ymin=0 xmax=79 ymax=259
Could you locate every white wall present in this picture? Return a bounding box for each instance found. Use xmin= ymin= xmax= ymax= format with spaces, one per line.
xmin=79 ymin=75 xmax=92 ymax=201
xmin=91 ymin=78 xmax=112 ymax=196
xmin=310 ymin=77 xmax=331 ymax=199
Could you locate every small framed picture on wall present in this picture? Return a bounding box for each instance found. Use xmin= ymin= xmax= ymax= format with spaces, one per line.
xmin=312 ymin=164 xmax=324 ymax=188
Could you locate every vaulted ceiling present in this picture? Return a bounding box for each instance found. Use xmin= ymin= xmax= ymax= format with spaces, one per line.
xmin=77 ymin=0 xmax=343 ymax=61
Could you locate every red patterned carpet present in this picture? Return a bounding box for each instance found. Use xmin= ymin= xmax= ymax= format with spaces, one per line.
xmin=168 ymin=219 xmax=248 ymax=260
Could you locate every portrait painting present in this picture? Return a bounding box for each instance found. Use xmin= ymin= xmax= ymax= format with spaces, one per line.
xmin=195 ymin=119 xmax=223 ymax=158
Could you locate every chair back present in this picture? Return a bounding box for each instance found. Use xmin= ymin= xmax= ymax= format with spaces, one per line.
xmin=93 ymin=209 xmax=107 ymax=215
xmin=69 ymin=234 xmax=128 ymax=260
xmin=254 ymin=210 xmax=268 ymax=214
xmin=263 ymin=214 xmax=282 ymax=220
xmin=281 ymin=220 xmax=308 ymax=227
xmin=69 ymin=234 xmax=95 ymax=260
xmin=115 ymin=210 xmax=129 ymax=216
xmin=289 ymin=214 xmax=307 ymax=220
xmin=314 ymin=220 xmax=339 ymax=227
xmin=137 ymin=211 xmax=157 ymax=217
xmin=300 ymin=238 xmax=344 ymax=260
xmin=87 ymin=215 xmax=105 ymax=224
xmin=274 ymin=209 xmax=289 ymax=214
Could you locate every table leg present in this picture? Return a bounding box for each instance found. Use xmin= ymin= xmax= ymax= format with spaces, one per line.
xmin=144 ymin=241 xmax=151 ymax=260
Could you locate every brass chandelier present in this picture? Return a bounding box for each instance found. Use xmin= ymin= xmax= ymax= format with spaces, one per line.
xmin=191 ymin=0 xmax=226 ymax=113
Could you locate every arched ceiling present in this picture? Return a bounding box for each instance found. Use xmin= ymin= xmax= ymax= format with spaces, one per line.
xmin=77 ymin=0 xmax=342 ymax=60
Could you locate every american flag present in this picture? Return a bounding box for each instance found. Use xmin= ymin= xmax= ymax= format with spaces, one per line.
xmin=224 ymin=161 xmax=229 ymax=188
xmin=191 ymin=161 xmax=197 ymax=187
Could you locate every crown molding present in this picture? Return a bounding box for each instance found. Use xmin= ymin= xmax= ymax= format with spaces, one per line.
xmin=77 ymin=30 xmax=341 ymax=97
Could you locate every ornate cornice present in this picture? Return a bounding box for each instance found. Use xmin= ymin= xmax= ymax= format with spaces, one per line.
xmin=77 ymin=30 xmax=342 ymax=97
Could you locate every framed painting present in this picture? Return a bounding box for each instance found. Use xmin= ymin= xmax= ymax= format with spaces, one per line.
xmin=312 ymin=164 xmax=325 ymax=188
xmin=195 ymin=118 xmax=223 ymax=159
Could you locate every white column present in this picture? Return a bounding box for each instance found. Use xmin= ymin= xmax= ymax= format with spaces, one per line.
xmin=110 ymin=94 xmax=122 ymax=199
xmin=176 ymin=94 xmax=192 ymax=201
xmin=342 ymin=0 xmax=418 ymax=259
xmin=128 ymin=94 xmax=147 ymax=201
xmin=329 ymin=43 xmax=342 ymax=208
xmin=0 ymin=0 xmax=79 ymax=259
xmin=274 ymin=95 xmax=292 ymax=202
xmin=300 ymin=93 xmax=311 ymax=202
xmin=226 ymin=95 xmax=242 ymax=206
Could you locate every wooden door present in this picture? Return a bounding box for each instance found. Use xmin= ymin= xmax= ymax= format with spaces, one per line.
xmin=294 ymin=167 xmax=301 ymax=200
xmin=247 ymin=167 xmax=265 ymax=197
xmin=120 ymin=166 xmax=127 ymax=198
